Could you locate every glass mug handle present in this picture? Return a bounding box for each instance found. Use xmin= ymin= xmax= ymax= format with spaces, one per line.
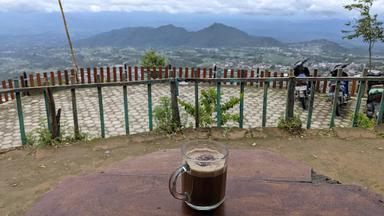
xmin=169 ymin=164 xmax=189 ymax=201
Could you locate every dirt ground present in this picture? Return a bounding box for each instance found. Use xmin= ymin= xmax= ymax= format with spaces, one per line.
xmin=1 ymin=127 xmax=384 ymax=216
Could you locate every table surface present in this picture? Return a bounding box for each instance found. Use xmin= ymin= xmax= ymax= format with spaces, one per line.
xmin=27 ymin=149 xmax=384 ymax=216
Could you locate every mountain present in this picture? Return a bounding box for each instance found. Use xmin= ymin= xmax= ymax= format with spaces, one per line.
xmin=288 ymin=39 xmax=349 ymax=53
xmin=75 ymin=23 xmax=284 ymax=48
xmin=188 ymin=23 xmax=283 ymax=47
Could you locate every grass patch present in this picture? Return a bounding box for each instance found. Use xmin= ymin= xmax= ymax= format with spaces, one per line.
xmin=278 ymin=115 xmax=303 ymax=135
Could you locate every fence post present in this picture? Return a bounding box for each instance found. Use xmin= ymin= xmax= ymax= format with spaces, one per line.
xmin=97 ymin=75 xmax=105 ymax=138
xmin=351 ymin=80 xmax=357 ymax=97
xmin=93 ymin=67 xmax=98 ymax=83
xmin=179 ymin=67 xmax=183 ymax=79
xmin=64 ymin=70 xmax=69 ymax=85
xmin=330 ymin=69 xmax=342 ymax=128
xmin=377 ymin=90 xmax=384 ymax=125
xmin=314 ymin=69 xmax=320 ymax=92
xmin=50 ymin=71 xmax=55 ymax=86
xmin=322 ymin=79 xmax=328 ymax=94
xmin=135 ymin=66 xmax=139 ymax=80
xmin=191 ymin=67 xmax=195 ymax=78
xmin=164 ymin=66 xmax=169 ymax=79
xmin=195 ymin=79 xmax=199 ymax=128
xmin=239 ymin=70 xmax=245 ymax=128
xmin=251 ymin=70 xmax=255 ymax=86
xmin=99 ymin=67 xmax=104 ymax=83
xmin=113 ymin=67 xmax=117 ymax=82
xmin=29 ymin=74 xmax=35 ymax=88
xmin=273 ymin=72 xmax=277 ymax=88
xmin=123 ymin=73 xmax=130 ymax=135
xmin=8 ymin=79 xmax=15 ymax=100
xmin=14 ymin=80 xmax=27 ymax=145
xmin=58 ymin=71 xmax=63 ymax=85
xmin=87 ymin=68 xmax=91 ymax=84
xmin=260 ymin=71 xmax=264 ymax=88
xmin=352 ymin=69 xmax=368 ymax=127
xmin=262 ymin=79 xmax=269 ymax=128
xmin=170 ymin=78 xmax=181 ymax=129
xmin=285 ymin=70 xmax=295 ymax=120
xmin=147 ymin=71 xmax=153 ymax=131
xmin=216 ymin=71 xmax=222 ymax=128
xmin=306 ymin=81 xmax=316 ymax=129
xmin=159 ymin=66 xmax=163 ymax=80
xmin=140 ymin=66 xmax=144 ymax=80
xmin=107 ymin=66 xmax=111 ymax=82
xmin=230 ymin=69 xmax=234 ymax=85
xmin=80 ymin=68 xmax=85 ymax=84
xmin=1 ymin=80 xmax=8 ymax=102
xmin=279 ymin=73 xmax=284 ymax=89
xmin=36 ymin=73 xmax=42 ymax=86
xmin=120 ymin=66 xmax=124 ymax=82
xmin=19 ymin=75 xmax=26 ymax=96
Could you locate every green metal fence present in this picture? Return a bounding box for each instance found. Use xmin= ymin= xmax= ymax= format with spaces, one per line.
xmin=1 ymin=71 xmax=384 ymax=145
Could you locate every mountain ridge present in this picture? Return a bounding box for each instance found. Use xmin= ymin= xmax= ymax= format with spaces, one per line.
xmin=75 ymin=23 xmax=286 ymax=48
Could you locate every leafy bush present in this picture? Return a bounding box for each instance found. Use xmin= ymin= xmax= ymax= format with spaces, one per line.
xmin=278 ymin=115 xmax=303 ymax=135
xmin=352 ymin=113 xmax=376 ymax=129
xmin=154 ymin=97 xmax=182 ymax=133
xmin=179 ymin=88 xmax=241 ymax=127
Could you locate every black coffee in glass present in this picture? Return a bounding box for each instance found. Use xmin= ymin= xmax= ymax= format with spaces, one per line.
xmin=169 ymin=141 xmax=228 ymax=211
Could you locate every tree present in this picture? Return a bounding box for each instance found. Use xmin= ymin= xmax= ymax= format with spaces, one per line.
xmin=141 ymin=50 xmax=166 ymax=68
xmin=179 ymin=88 xmax=241 ymax=127
xmin=343 ymin=0 xmax=384 ymax=73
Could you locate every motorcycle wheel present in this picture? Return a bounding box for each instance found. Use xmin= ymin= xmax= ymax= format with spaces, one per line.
xmin=336 ymin=104 xmax=341 ymax=116
xmin=300 ymin=97 xmax=307 ymax=110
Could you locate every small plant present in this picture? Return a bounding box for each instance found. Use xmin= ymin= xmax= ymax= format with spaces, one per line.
xmin=352 ymin=113 xmax=376 ymax=129
xmin=26 ymin=120 xmax=90 ymax=148
xmin=179 ymin=88 xmax=241 ymax=127
xmin=154 ymin=97 xmax=182 ymax=133
xmin=278 ymin=115 xmax=303 ymax=135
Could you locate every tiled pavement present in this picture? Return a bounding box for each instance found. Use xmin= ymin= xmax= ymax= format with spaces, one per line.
xmin=0 ymin=83 xmax=362 ymax=149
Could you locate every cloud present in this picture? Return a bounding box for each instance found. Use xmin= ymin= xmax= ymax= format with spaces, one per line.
xmin=0 ymin=0 xmax=383 ymax=18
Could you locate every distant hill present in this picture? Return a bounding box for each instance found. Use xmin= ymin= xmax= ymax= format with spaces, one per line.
xmin=75 ymin=23 xmax=284 ymax=48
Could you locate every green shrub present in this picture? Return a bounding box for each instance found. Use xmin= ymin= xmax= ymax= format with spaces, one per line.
xmin=154 ymin=97 xmax=182 ymax=133
xmin=179 ymin=88 xmax=241 ymax=127
xmin=278 ymin=115 xmax=303 ymax=135
xmin=26 ymin=120 xmax=90 ymax=148
xmin=352 ymin=113 xmax=376 ymax=129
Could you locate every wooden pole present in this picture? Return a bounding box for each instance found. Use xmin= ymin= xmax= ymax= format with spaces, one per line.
xmin=285 ymin=70 xmax=295 ymax=120
xmin=71 ymin=76 xmax=79 ymax=138
xmin=58 ymin=0 xmax=79 ymax=82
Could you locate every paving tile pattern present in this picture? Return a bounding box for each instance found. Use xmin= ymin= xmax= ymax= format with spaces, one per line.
xmin=0 ymin=83 xmax=364 ymax=149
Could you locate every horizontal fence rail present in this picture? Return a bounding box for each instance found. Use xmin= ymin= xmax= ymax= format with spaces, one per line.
xmin=0 ymin=66 xmax=383 ymax=148
xmin=1 ymin=65 xmax=377 ymax=103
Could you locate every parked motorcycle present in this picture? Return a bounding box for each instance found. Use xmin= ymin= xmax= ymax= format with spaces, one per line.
xmin=293 ymin=58 xmax=311 ymax=110
xmin=327 ymin=64 xmax=350 ymax=116
xmin=366 ymin=71 xmax=384 ymax=121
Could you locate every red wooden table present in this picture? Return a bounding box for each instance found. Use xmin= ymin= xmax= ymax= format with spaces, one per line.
xmin=27 ymin=150 xmax=384 ymax=216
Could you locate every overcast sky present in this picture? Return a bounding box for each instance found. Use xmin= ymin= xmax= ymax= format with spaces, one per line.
xmin=0 ymin=0 xmax=383 ymax=18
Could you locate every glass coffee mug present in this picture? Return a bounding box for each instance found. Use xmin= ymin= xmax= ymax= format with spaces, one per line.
xmin=169 ymin=140 xmax=229 ymax=211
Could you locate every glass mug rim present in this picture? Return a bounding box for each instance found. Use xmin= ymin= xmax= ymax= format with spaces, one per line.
xmin=181 ymin=140 xmax=229 ymax=163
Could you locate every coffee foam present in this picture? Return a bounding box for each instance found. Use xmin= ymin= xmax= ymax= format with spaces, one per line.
xmin=185 ymin=148 xmax=226 ymax=177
